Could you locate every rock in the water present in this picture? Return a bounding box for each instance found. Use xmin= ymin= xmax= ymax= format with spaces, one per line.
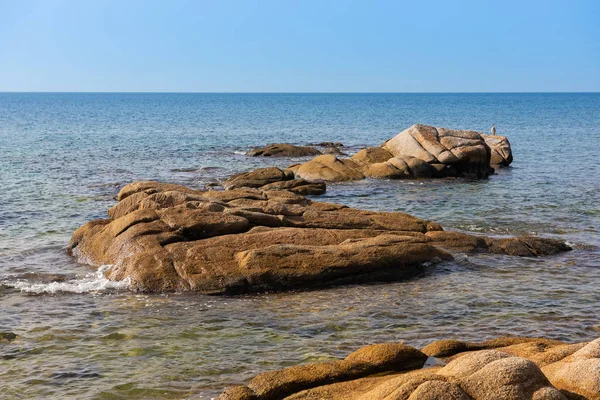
xmin=383 ymin=124 xmax=494 ymax=178
xmin=219 ymin=336 xmax=600 ymax=400
xmin=258 ymin=179 xmax=326 ymax=196
xmin=295 ymin=154 xmax=364 ymax=182
xmin=290 ymin=124 xmax=512 ymax=182
xmin=307 ymin=142 xmax=344 ymax=147
xmin=0 ymin=332 xmax=17 ymax=343
xmin=68 ymin=181 xmax=569 ymax=294
xmin=482 ymin=133 xmax=513 ymax=167
xmin=223 ymin=167 xmax=288 ymax=190
xmin=246 ymin=144 xmax=322 ymax=157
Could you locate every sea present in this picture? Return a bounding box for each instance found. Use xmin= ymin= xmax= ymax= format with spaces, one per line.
xmin=0 ymin=93 xmax=598 ymax=399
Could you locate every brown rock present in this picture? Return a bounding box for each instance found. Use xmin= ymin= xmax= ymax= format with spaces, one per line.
xmin=244 ymin=343 xmax=426 ymax=400
xmin=69 ymin=181 xmax=570 ymax=294
xmin=482 ymin=134 xmax=513 ymax=166
xmin=460 ymin=357 xmax=557 ymax=400
xmin=307 ymin=141 xmax=344 ymax=147
xmin=350 ymin=147 xmax=394 ymax=168
xmin=383 ymin=124 xmax=495 ymax=178
xmin=295 ymin=154 xmax=365 ymax=182
xmin=422 ymin=337 xmax=567 ymax=358
xmin=217 ymin=335 xmax=596 ymax=400
xmin=223 ymin=167 xmax=287 ymax=190
xmin=246 ymin=144 xmax=322 ymax=157
xmin=407 ymin=381 xmax=472 ymax=400
xmin=259 ymin=179 xmax=326 ymax=196
xmin=246 ymin=143 xmax=321 ymax=157
xmin=542 ymin=338 xmax=600 ymax=400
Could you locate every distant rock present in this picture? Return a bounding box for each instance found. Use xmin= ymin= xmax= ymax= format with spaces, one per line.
xmin=68 ymin=181 xmax=569 ymax=294
xmin=246 ymin=144 xmax=322 ymax=157
xmin=482 ymin=133 xmax=513 ymax=167
xmin=219 ymin=336 xmax=600 ymax=400
xmin=306 ymin=142 xmax=344 ymax=147
xmin=285 ymin=124 xmax=513 ymax=182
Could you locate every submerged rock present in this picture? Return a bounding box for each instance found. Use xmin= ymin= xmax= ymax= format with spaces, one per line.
xmin=0 ymin=332 xmax=17 ymax=343
xmin=219 ymin=336 xmax=600 ymax=400
xmin=68 ymin=181 xmax=569 ymax=294
xmin=246 ymin=144 xmax=322 ymax=157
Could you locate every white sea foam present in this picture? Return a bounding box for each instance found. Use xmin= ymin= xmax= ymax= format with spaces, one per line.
xmin=5 ymin=265 xmax=130 ymax=294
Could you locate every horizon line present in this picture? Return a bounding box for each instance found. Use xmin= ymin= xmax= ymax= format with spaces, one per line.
xmin=1 ymin=91 xmax=599 ymax=94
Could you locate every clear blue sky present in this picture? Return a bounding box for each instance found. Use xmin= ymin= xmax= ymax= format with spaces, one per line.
xmin=0 ymin=0 xmax=598 ymax=92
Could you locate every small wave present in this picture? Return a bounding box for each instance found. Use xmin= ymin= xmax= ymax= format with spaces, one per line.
xmin=3 ymin=265 xmax=130 ymax=294
xmin=233 ymin=150 xmax=247 ymax=155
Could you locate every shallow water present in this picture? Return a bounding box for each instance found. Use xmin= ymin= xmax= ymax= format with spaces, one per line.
xmin=0 ymin=93 xmax=599 ymax=399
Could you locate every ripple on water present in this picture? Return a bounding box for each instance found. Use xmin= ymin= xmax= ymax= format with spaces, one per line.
xmin=1 ymin=93 xmax=599 ymax=398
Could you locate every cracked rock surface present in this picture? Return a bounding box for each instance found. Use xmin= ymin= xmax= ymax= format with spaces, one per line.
xmin=219 ymin=337 xmax=600 ymax=400
xmin=68 ymin=181 xmax=569 ymax=294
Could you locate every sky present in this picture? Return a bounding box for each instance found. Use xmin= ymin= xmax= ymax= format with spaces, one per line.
xmin=0 ymin=0 xmax=598 ymax=92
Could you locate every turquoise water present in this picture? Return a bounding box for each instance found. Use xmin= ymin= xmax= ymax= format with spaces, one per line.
xmin=0 ymin=93 xmax=599 ymax=398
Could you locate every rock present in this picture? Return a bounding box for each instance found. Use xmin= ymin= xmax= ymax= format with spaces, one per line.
xmin=482 ymin=133 xmax=513 ymax=167
xmin=69 ymin=181 xmax=570 ymax=294
xmin=259 ymin=179 xmax=326 ymax=196
xmin=307 ymin=142 xmax=344 ymax=147
xmin=218 ymin=336 xmax=593 ymax=400
xmin=383 ymin=124 xmax=495 ymax=178
xmin=223 ymin=167 xmax=288 ymax=190
xmin=407 ymin=381 xmax=472 ymax=400
xmin=290 ymin=124 xmax=510 ymax=182
xmin=226 ymin=344 xmax=427 ymax=400
xmin=295 ymin=154 xmax=364 ymax=182
xmin=422 ymin=337 xmax=566 ymax=358
xmin=460 ymin=356 xmax=560 ymax=400
xmin=322 ymin=146 xmax=347 ymax=156
xmin=350 ymin=147 xmax=394 ymax=168
xmin=246 ymin=144 xmax=322 ymax=157
xmin=542 ymin=338 xmax=600 ymax=400
xmin=0 ymin=332 xmax=17 ymax=343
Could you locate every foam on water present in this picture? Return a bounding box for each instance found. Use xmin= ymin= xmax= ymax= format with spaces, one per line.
xmin=3 ymin=265 xmax=130 ymax=294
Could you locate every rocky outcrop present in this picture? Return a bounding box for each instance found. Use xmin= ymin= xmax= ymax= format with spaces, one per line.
xmin=285 ymin=124 xmax=513 ymax=182
xmin=246 ymin=144 xmax=322 ymax=157
xmin=218 ymin=337 xmax=600 ymax=400
xmin=223 ymin=167 xmax=325 ymax=195
xmin=294 ymin=155 xmax=365 ymax=182
xmin=482 ymin=133 xmax=513 ymax=167
xmin=68 ymin=181 xmax=569 ymax=294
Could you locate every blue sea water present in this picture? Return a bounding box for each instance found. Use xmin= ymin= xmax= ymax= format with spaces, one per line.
xmin=0 ymin=93 xmax=599 ymax=398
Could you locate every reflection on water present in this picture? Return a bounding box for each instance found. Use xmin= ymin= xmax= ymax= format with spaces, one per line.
xmin=1 ymin=93 xmax=599 ymax=398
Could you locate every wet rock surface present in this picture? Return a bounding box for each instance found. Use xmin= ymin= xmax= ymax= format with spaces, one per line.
xmin=218 ymin=337 xmax=600 ymax=400
xmin=68 ymin=181 xmax=569 ymax=294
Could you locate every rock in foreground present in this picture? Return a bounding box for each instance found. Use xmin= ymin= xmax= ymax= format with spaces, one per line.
xmin=68 ymin=181 xmax=569 ymax=294
xmin=219 ymin=337 xmax=600 ymax=400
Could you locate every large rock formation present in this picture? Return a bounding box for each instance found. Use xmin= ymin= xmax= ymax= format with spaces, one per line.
xmin=218 ymin=337 xmax=600 ymax=400
xmin=68 ymin=181 xmax=569 ymax=294
xmin=286 ymin=124 xmax=513 ymax=182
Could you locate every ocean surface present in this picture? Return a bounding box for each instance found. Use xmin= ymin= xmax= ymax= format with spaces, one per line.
xmin=0 ymin=93 xmax=599 ymax=399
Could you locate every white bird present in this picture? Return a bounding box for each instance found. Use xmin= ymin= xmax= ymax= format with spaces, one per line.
xmin=491 ymin=124 xmax=496 ymax=136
